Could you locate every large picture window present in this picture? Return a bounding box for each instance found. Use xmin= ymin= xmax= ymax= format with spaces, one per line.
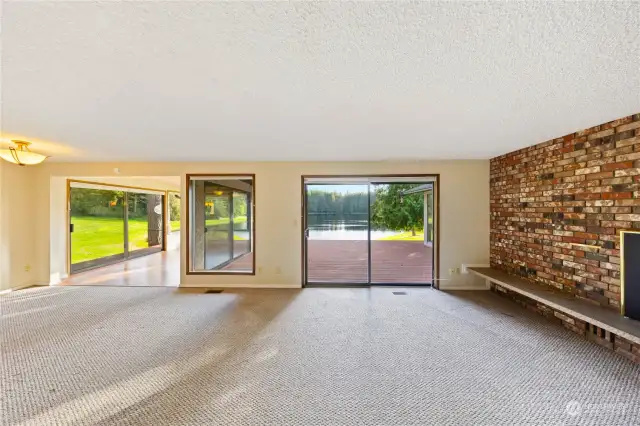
xmin=187 ymin=175 xmax=254 ymax=274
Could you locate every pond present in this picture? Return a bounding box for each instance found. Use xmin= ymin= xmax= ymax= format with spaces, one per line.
xmin=307 ymin=214 xmax=401 ymax=240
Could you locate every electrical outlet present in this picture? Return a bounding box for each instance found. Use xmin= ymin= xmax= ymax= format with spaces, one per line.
xmin=275 ymin=266 xmax=282 ymax=275
xmin=448 ymin=268 xmax=455 ymax=275
xmin=455 ymin=267 xmax=460 ymax=274
xmin=24 ymin=265 xmax=31 ymax=272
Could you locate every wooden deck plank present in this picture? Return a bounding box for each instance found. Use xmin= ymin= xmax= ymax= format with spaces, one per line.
xmin=307 ymin=240 xmax=433 ymax=283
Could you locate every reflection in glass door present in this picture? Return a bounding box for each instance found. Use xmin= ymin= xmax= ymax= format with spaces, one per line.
xmin=232 ymin=192 xmax=251 ymax=259
xmin=304 ymin=183 xmax=370 ymax=284
xmin=204 ymin=189 xmax=233 ymax=269
xmin=189 ymin=176 xmax=254 ymax=273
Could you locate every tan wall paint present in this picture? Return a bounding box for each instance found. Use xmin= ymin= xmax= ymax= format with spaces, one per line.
xmin=28 ymin=160 xmax=489 ymax=289
xmin=0 ymin=160 xmax=5 ymax=290
xmin=70 ymin=176 xmax=180 ymax=192
xmin=0 ymin=162 xmax=37 ymax=291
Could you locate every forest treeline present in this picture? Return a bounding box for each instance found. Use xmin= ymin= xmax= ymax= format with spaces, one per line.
xmin=306 ymin=190 xmax=372 ymax=215
xmin=307 ymin=184 xmax=429 ymax=234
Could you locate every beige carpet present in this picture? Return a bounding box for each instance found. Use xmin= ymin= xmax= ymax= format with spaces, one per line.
xmin=1 ymin=286 xmax=639 ymax=425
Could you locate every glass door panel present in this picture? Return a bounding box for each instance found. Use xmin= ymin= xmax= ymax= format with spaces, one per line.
xmin=168 ymin=192 xmax=181 ymax=232
xmin=167 ymin=192 xmax=181 ymax=251
xmin=204 ymin=186 xmax=233 ymax=270
xmin=305 ymin=183 xmax=369 ymax=284
xmin=127 ymin=192 xmax=164 ymax=257
xmin=369 ymin=183 xmax=432 ymax=284
xmin=232 ymin=192 xmax=251 ymax=259
xmin=70 ymin=187 xmax=125 ymax=273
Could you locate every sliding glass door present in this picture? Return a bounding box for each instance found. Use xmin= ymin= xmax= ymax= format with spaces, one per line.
xmin=304 ymin=184 xmax=370 ymax=284
xmin=69 ymin=184 xmax=165 ymax=273
xmin=303 ymin=178 xmax=435 ymax=286
xmin=70 ymin=188 xmax=126 ymax=272
xmin=127 ymin=192 xmax=164 ymax=257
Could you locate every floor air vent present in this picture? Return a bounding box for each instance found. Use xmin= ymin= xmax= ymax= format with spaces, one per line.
xmin=392 ymin=291 xmax=408 ymax=296
xmin=204 ymin=289 xmax=223 ymax=294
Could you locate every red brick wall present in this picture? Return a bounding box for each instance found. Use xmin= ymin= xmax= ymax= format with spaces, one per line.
xmin=490 ymin=113 xmax=640 ymax=310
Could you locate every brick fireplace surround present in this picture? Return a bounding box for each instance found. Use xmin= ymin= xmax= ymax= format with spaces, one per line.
xmin=490 ymin=112 xmax=640 ymax=363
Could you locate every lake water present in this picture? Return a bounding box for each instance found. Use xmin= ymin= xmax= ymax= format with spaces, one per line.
xmin=307 ymin=215 xmax=401 ymax=240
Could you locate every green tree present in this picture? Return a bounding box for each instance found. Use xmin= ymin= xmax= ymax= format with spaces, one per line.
xmin=70 ymin=189 xmax=125 ymax=217
xmin=233 ymin=193 xmax=247 ymax=217
xmin=370 ymin=184 xmax=424 ymax=236
xmin=306 ymin=190 xmax=369 ymax=215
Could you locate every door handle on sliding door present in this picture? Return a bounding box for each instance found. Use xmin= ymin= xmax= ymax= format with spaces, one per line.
xmin=304 ymin=228 xmax=309 ymax=239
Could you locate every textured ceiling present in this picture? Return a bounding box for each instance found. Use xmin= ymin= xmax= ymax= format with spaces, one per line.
xmin=1 ymin=1 xmax=639 ymax=162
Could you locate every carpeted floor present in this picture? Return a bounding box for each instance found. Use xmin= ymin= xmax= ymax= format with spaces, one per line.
xmin=1 ymin=286 xmax=639 ymax=425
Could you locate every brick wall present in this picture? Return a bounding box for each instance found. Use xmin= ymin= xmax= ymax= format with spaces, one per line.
xmin=490 ymin=113 xmax=640 ymax=310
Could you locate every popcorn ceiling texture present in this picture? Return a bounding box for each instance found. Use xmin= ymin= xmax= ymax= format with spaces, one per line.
xmin=2 ymin=2 xmax=639 ymax=161
xmin=491 ymin=113 xmax=640 ymax=310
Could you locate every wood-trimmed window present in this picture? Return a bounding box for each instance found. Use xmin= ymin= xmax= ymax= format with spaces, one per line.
xmin=186 ymin=174 xmax=255 ymax=275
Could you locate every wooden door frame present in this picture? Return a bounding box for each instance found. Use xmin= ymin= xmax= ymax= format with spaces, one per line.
xmin=184 ymin=173 xmax=256 ymax=276
xmin=300 ymin=174 xmax=440 ymax=288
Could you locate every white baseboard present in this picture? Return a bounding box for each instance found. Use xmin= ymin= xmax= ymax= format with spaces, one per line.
xmin=461 ymin=264 xmax=490 ymax=274
xmin=0 ymin=283 xmax=44 ymax=295
xmin=49 ymin=272 xmax=68 ymax=286
xmin=440 ymin=285 xmax=490 ymax=291
xmin=179 ymin=283 xmax=301 ymax=289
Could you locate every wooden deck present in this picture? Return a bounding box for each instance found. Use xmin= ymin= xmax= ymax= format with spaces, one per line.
xmin=307 ymin=240 xmax=433 ymax=284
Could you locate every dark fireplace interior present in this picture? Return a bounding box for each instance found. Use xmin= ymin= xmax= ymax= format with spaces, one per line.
xmin=623 ymin=232 xmax=640 ymax=321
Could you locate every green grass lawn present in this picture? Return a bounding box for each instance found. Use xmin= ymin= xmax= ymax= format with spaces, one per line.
xmin=71 ymin=216 xmax=156 ymax=263
xmin=208 ymin=231 xmax=248 ymax=241
xmin=377 ymin=217 xmax=433 ymax=241
xmin=378 ymin=231 xmax=425 ymax=241
xmin=71 ymin=216 xmax=248 ymax=263
xmin=205 ymin=216 xmax=247 ymax=226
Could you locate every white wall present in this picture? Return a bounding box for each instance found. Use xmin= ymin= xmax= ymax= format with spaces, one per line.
xmin=26 ymin=160 xmax=489 ymax=289
xmin=0 ymin=160 xmax=5 ymax=290
xmin=72 ymin=176 xmax=180 ymax=192
xmin=0 ymin=162 xmax=37 ymax=291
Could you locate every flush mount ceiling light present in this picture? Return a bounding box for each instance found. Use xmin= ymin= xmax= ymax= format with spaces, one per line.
xmin=0 ymin=140 xmax=49 ymax=166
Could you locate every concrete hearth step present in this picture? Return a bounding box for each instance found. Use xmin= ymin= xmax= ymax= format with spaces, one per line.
xmin=468 ymin=267 xmax=640 ymax=346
